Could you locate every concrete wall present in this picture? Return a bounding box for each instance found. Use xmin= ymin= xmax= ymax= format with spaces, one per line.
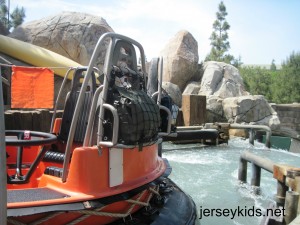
xmin=271 ymin=103 xmax=300 ymax=139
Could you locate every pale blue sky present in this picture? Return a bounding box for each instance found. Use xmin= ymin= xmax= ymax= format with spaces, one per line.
xmin=10 ymin=0 xmax=300 ymax=65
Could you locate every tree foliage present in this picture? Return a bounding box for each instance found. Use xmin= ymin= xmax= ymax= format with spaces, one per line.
xmin=240 ymin=52 xmax=300 ymax=104
xmin=206 ymin=1 xmax=242 ymax=67
xmin=0 ymin=0 xmax=25 ymax=33
xmin=240 ymin=66 xmax=278 ymax=102
xmin=10 ymin=6 xmax=25 ymax=28
xmin=272 ymin=52 xmax=300 ymax=103
xmin=270 ymin=59 xmax=277 ymax=71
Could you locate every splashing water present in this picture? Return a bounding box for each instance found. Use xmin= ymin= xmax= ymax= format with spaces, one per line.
xmin=163 ymin=137 xmax=300 ymax=225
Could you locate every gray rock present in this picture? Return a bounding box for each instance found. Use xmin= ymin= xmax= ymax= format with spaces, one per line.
xmin=206 ymin=96 xmax=227 ymax=123
xmin=199 ymin=61 xmax=249 ymax=98
xmin=162 ymin=82 xmax=182 ymax=107
xmin=183 ymin=82 xmax=201 ymax=95
xmin=10 ymin=11 xmax=114 ymax=67
xmin=222 ymin=95 xmax=280 ymax=129
xmin=160 ymin=30 xmax=199 ymax=91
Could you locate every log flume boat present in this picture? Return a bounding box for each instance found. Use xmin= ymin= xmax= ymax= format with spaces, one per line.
xmin=2 ymin=33 xmax=198 ymax=225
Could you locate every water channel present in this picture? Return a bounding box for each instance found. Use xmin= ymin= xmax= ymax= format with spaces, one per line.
xmin=163 ymin=138 xmax=300 ymax=225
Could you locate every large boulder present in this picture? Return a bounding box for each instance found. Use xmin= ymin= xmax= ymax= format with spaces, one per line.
xmin=160 ymin=30 xmax=199 ymax=91
xmin=222 ymin=95 xmax=280 ymax=129
xmin=162 ymin=82 xmax=182 ymax=107
xmin=206 ymin=96 xmax=227 ymax=123
xmin=10 ymin=11 xmax=113 ymax=66
xmin=199 ymin=61 xmax=249 ymax=98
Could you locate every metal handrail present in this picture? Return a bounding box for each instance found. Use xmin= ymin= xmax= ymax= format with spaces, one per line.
xmin=229 ymin=123 xmax=272 ymax=148
xmin=156 ymin=57 xmax=173 ymax=136
xmin=238 ymin=150 xmax=300 ymax=224
xmin=61 ymin=33 xmax=146 ymax=182
xmin=50 ymin=67 xmax=75 ymax=132
xmin=96 ymin=33 xmax=146 ymax=145
xmin=157 ymin=57 xmax=163 ymax=105
xmin=158 ymin=105 xmax=172 ymax=136
xmin=0 ymin=74 xmax=7 ymax=223
xmin=98 ymin=104 xmax=119 ymax=147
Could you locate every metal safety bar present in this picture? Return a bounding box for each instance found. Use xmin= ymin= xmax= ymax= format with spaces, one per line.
xmin=98 ymin=103 xmax=119 ymax=147
xmin=158 ymin=105 xmax=172 ymax=136
xmin=95 ymin=33 xmax=146 ymax=145
xmin=61 ymin=33 xmax=146 ymax=182
xmin=0 ymin=70 xmax=7 ymax=225
xmin=229 ymin=123 xmax=272 ymax=148
xmin=157 ymin=57 xmax=163 ymax=105
xmin=50 ymin=66 xmax=100 ymax=132
xmin=154 ymin=57 xmax=172 ymax=136
xmin=50 ymin=67 xmax=75 ymax=132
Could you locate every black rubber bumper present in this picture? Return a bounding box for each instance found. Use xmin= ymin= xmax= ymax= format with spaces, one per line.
xmin=151 ymin=179 xmax=199 ymax=225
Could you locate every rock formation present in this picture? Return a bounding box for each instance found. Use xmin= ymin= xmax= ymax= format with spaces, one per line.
xmin=223 ymin=95 xmax=280 ymax=129
xmin=162 ymin=82 xmax=182 ymax=107
xmin=10 ymin=11 xmax=113 ymax=67
xmin=200 ymin=61 xmax=279 ymax=128
xmin=160 ymin=30 xmax=199 ymax=91
xmin=183 ymin=82 xmax=201 ymax=95
xmin=199 ymin=61 xmax=249 ymax=98
xmin=157 ymin=29 xmax=280 ymax=129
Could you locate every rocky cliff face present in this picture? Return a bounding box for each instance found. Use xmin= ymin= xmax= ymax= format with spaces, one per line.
xmin=9 ymin=11 xmax=113 ymax=67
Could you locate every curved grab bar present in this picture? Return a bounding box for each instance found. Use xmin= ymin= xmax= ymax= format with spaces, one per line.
xmin=158 ymin=105 xmax=172 ymax=136
xmin=98 ymin=104 xmax=119 ymax=147
xmin=151 ymin=91 xmax=159 ymax=100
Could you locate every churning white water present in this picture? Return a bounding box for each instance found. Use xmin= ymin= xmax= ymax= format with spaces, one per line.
xmin=163 ymin=138 xmax=300 ymax=225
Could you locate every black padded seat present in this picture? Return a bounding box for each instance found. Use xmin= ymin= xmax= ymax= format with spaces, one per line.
xmin=59 ymin=67 xmax=96 ymax=143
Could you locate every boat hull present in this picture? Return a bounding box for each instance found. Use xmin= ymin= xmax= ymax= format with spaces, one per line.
xmin=7 ymin=177 xmax=198 ymax=225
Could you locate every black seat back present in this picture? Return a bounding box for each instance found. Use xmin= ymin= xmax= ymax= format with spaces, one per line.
xmin=59 ymin=68 xmax=96 ymax=142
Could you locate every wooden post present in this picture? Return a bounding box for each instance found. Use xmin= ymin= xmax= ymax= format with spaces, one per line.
xmin=182 ymin=95 xmax=206 ymax=126
xmin=294 ymin=176 xmax=300 ymax=215
xmin=284 ymin=191 xmax=299 ymax=224
xmin=276 ymin=181 xmax=289 ymax=207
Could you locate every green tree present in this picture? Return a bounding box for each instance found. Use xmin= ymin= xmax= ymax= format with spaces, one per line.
xmin=273 ymin=52 xmax=300 ymax=103
xmin=0 ymin=0 xmax=9 ymax=29
xmin=240 ymin=66 xmax=278 ymax=102
xmin=0 ymin=0 xmax=25 ymax=32
xmin=206 ymin=1 xmax=241 ymax=67
xmin=10 ymin=6 xmax=25 ymax=28
xmin=270 ymin=59 xmax=277 ymax=71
